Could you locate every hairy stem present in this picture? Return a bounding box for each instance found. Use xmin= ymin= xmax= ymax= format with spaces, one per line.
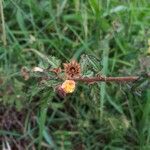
xmin=73 ymin=76 xmax=140 ymax=83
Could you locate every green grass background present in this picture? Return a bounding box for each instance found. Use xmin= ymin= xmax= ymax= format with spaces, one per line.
xmin=1 ymin=0 xmax=150 ymax=149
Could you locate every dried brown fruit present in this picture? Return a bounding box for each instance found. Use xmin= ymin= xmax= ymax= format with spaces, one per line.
xmin=63 ymin=60 xmax=81 ymax=79
xmin=50 ymin=67 xmax=62 ymax=74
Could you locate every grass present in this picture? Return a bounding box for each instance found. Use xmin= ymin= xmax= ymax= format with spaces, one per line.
xmin=1 ymin=0 xmax=150 ymax=149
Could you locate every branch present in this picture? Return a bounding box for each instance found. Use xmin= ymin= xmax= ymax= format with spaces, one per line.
xmin=72 ymin=76 xmax=142 ymax=83
xmin=27 ymin=66 xmax=150 ymax=84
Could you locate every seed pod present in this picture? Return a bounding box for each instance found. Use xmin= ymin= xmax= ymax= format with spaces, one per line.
xmin=63 ymin=60 xmax=81 ymax=79
xmin=56 ymin=85 xmax=67 ymax=98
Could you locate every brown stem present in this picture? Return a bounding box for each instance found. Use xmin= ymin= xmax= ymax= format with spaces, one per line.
xmin=72 ymin=76 xmax=140 ymax=83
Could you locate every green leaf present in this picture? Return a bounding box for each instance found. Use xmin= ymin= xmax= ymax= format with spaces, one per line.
xmin=16 ymin=9 xmax=28 ymax=37
xmin=80 ymin=54 xmax=102 ymax=75
xmin=29 ymin=49 xmax=61 ymax=68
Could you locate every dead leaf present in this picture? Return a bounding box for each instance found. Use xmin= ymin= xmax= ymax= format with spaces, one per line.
xmin=32 ymin=67 xmax=44 ymax=72
xmin=50 ymin=67 xmax=62 ymax=74
xmin=21 ymin=67 xmax=30 ymax=80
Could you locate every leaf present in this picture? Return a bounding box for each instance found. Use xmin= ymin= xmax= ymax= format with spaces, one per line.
xmin=28 ymin=49 xmax=61 ymax=68
xmin=106 ymin=94 xmax=123 ymax=114
xmin=123 ymin=73 xmax=150 ymax=97
xmin=87 ymin=55 xmax=102 ymax=71
xmin=103 ymin=5 xmax=127 ymax=17
xmin=48 ymin=55 xmax=61 ymax=68
xmin=80 ymin=54 xmax=102 ymax=76
xmin=43 ymin=129 xmax=55 ymax=148
xmin=16 ymin=9 xmax=28 ymax=37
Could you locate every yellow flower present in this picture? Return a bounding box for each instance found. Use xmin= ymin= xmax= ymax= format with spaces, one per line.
xmin=61 ymin=80 xmax=76 ymax=93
